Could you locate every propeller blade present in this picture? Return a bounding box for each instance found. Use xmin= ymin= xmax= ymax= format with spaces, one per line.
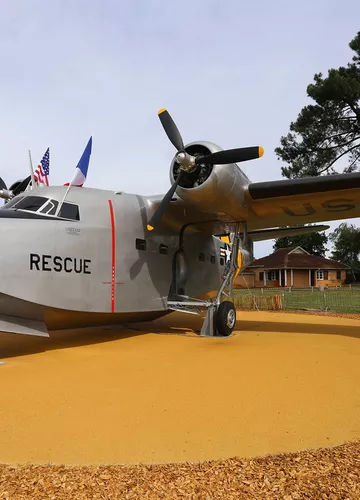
xmin=0 ymin=177 xmax=7 ymax=191
xmin=196 ymin=146 xmax=264 ymax=165
xmin=12 ymin=175 xmax=31 ymax=196
xmin=158 ymin=109 xmax=185 ymax=152
xmin=147 ymin=171 xmax=184 ymax=231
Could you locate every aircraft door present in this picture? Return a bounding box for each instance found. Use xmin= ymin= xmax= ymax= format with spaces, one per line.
xmin=111 ymin=194 xmax=176 ymax=313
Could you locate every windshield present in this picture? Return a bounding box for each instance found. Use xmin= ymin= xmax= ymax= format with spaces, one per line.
xmin=1 ymin=196 xmax=25 ymax=209
xmin=40 ymin=199 xmax=58 ymax=215
xmin=1 ymin=195 xmax=80 ymax=220
xmin=11 ymin=196 xmax=49 ymax=212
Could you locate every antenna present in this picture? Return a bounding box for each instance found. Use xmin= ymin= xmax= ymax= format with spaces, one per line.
xmin=28 ymin=150 xmax=35 ymax=190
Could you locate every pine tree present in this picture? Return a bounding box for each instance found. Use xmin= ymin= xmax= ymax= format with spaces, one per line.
xmin=275 ymin=32 xmax=360 ymax=178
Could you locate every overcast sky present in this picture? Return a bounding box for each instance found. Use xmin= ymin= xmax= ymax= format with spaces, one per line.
xmin=0 ymin=0 xmax=359 ymax=257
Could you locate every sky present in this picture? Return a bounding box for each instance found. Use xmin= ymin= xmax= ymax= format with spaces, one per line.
xmin=0 ymin=0 xmax=359 ymax=258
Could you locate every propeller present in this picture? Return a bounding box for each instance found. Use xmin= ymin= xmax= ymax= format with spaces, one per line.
xmin=147 ymin=109 xmax=264 ymax=231
xmin=0 ymin=176 xmax=12 ymax=201
xmin=158 ymin=108 xmax=185 ymax=152
xmin=12 ymin=175 xmax=31 ymax=196
xmin=147 ymin=171 xmax=184 ymax=231
xmin=197 ymin=146 xmax=264 ymax=166
xmin=0 ymin=175 xmax=32 ymax=201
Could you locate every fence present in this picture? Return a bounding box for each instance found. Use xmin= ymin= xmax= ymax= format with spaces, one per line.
xmin=233 ymin=286 xmax=360 ymax=313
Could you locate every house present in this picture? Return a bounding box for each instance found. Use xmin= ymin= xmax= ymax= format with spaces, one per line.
xmin=235 ymin=246 xmax=348 ymax=288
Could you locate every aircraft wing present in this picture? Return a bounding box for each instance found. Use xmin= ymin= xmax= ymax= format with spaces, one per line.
xmin=147 ymin=171 xmax=360 ymax=236
xmin=245 ymin=172 xmax=360 ymax=231
xmin=246 ymin=224 xmax=330 ymax=241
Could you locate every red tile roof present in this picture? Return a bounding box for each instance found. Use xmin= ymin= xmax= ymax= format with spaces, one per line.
xmin=248 ymin=247 xmax=348 ymax=270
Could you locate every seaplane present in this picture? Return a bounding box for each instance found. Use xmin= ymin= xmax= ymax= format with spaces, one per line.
xmin=1 ymin=109 xmax=359 ymax=338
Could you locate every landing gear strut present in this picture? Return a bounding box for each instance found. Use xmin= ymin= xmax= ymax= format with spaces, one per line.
xmin=167 ymin=221 xmax=244 ymax=337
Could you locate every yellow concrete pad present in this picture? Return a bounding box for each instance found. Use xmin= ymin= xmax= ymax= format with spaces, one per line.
xmin=0 ymin=311 xmax=360 ymax=465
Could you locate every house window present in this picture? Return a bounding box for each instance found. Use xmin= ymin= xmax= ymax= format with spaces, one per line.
xmin=267 ymin=271 xmax=279 ymax=281
xmin=135 ymin=238 xmax=146 ymax=251
xmin=259 ymin=270 xmax=279 ymax=282
xmin=316 ymin=270 xmax=324 ymax=281
xmin=336 ymin=271 xmax=342 ymax=280
xmin=316 ymin=270 xmax=328 ymax=280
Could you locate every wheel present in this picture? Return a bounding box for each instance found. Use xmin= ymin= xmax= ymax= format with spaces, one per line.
xmin=214 ymin=301 xmax=236 ymax=337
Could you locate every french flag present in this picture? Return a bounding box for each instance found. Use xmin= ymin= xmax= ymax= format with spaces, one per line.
xmin=65 ymin=136 xmax=92 ymax=187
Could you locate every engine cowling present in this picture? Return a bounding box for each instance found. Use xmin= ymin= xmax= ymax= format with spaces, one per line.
xmin=169 ymin=141 xmax=250 ymax=220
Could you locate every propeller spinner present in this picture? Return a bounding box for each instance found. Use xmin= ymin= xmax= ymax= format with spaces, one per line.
xmin=147 ymin=109 xmax=264 ymax=231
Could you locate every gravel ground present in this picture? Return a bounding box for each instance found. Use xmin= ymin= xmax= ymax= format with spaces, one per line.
xmin=1 ymin=440 xmax=360 ymax=499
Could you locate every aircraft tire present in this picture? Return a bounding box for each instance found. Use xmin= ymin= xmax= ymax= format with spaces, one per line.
xmin=215 ymin=301 xmax=236 ymax=336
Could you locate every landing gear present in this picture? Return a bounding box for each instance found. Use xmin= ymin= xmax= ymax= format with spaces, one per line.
xmin=215 ymin=301 xmax=236 ymax=336
xmin=167 ymin=221 xmax=246 ymax=338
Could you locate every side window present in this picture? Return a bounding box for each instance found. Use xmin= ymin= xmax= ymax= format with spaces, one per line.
xmin=136 ymin=238 xmax=146 ymax=251
xmin=220 ymin=257 xmax=225 ymax=266
xmin=58 ymin=202 xmax=80 ymax=221
xmin=210 ymin=255 xmax=215 ymax=264
xmin=199 ymin=252 xmax=205 ymax=262
xmin=159 ymin=244 xmax=168 ymax=255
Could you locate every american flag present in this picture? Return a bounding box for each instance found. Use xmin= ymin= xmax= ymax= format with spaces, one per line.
xmin=34 ymin=148 xmax=50 ymax=186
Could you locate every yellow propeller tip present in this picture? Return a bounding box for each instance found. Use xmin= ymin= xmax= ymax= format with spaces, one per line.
xmin=258 ymin=146 xmax=264 ymax=157
xmin=158 ymin=108 xmax=167 ymax=115
xmin=147 ymin=224 xmax=154 ymax=231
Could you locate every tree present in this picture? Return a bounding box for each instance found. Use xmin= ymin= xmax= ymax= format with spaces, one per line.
xmin=329 ymin=224 xmax=360 ymax=281
xmin=275 ymin=31 xmax=360 ymax=178
xmin=273 ymin=226 xmax=328 ymax=256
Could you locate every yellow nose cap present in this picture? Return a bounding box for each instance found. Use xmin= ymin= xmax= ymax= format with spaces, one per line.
xmin=147 ymin=224 xmax=154 ymax=231
xmin=258 ymin=146 xmax=264 ymax=157
xmin=158 ymin=108 xmax=166 ymax=115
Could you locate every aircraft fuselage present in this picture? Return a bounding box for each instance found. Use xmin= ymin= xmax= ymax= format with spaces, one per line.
xmin=0 ymin=186 xmax=230 ymax=332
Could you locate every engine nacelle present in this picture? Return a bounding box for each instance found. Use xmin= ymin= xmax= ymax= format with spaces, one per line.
xmin=170 ymin=141 xmax=250 ymax=220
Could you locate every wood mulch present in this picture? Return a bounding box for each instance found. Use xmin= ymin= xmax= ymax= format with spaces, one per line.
xmin=1 ymin=440 xmax=360 ymax=499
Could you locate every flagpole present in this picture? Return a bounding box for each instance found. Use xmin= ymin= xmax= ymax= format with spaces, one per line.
xmin=56 ymin=136 xmax=92 ymax=217
xmin=28 ymin=150 xmax=35 ymax=189
xmin=55 ymin=180 xmax=73 ymax=216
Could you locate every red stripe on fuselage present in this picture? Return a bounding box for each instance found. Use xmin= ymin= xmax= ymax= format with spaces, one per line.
xmin=108 ymin=200 xmax=116 ymax=313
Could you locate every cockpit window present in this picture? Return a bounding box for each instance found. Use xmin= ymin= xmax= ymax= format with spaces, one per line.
xmin=1 ymin=196 xmax=24 ymax=209
xmin=58 ymin=202 xmax=80 ymax=221
xmin=10 ymin=196 xmax=49 ymax=212
xmin=1 ymin=195 xmax=80 ymax=220
xmin=40 ymin=199 xmax=58 ymax=215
